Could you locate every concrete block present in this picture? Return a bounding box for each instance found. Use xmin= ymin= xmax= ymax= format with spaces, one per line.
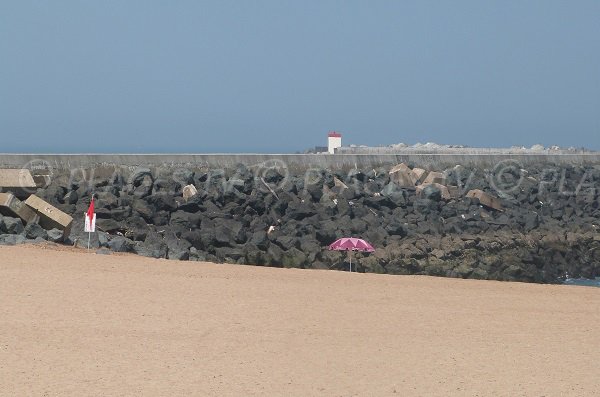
xmin=182 ymin=184 xmax=198 ymax=202
xmin=410 ymin=168 xmax=427 ymax=185
xmin=333 ymin=177 xmax=348 ymax=190
xmin=32 ymin=174 xmax=51 ymax=188
xmin=423 ymin=171 xmax=446 ymax=185
xmin=389 ymin=163 xmax=410 ymax=175
xmin=0 ymin=169 xmax=37 ymax=198
xmin=24 ymin=195 xmax=73 ymax=237
xmin=389 ymin=163 xmax=414 ymax=187
xmin=0 ymin=192 xmax=40 ymax=225
xmin=466 ymin=189 xmax=503 ymax=211
xmin=416 ymin=183 xmax=451 ymax=200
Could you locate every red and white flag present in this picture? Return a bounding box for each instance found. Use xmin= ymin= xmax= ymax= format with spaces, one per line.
xmin=84 ymin=197 xmax=96 ymax=233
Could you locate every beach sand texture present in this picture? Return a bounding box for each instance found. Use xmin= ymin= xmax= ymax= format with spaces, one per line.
xmin=1 ymin=244 xmax=599 ymax=396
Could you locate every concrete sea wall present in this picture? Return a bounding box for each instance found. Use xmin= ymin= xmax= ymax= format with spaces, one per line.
xmin=1 ymin=153 xmax=600 ymax=171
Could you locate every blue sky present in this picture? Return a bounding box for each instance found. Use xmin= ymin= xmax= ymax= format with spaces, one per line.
xmin=1 ymin=1 xmax=598 ymax=153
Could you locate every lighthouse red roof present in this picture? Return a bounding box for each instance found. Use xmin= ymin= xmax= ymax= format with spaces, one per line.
xmin=328 ymin=131 xmax=342 ymax=138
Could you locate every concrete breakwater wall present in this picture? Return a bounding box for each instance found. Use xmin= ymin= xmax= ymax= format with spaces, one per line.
xmin=1 ymin=153 xmax=599 ymax=283
xmin=0 ymin=157 xmax=597 ymax=282
xmin=1 ymin=153 xmax=600 ymax=172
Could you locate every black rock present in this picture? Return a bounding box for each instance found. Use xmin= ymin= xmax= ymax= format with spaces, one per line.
xmin=132 ymin=198 xmax=155 ymax=222
xmin=181 ymin=230 xmax=203 ymax=249
xmin=123 ymin=216 xmax=148 ymax=241
xmin=151 ymin=210 xmax=170 ymax=226
xmin=108 ymin=236 xmax=134 ymax=252
xmin=47 ymin=228 xmax=64 ymax=243
xmin=40 ymin=185 xmax=67 ymax=205
xmin=165 ymin=233 xmax=192 ymax=260
xmin=170 ymin=211 xmax=201 ymax=229
xmin=380 ymin=183 xmax=407 ymax=206
xmin=523 ymin=212 xmax=540 ymax=232
xmin=2 ymin=217 xmax=24 ymax=234
xmin=96 ymin=218 xmax=122 ymax=233
xmin=178 ymin=189 xmax=208 ymax=213
xmin=385 ymin=221 xmax=407 ymax=237
xmin=285 ymin=200 xmax=316 ymax=221
xmin=129 ymin=168 xmax=153 ymax=186
xmin=363 ymin=196 xmax=394 ymax=210
xmin=63 ymin=190 xmax=79 ymax=205
xmin=249 ymin=230 xmax=269 ymax=250
xmin=96 ymin=207 xmax=131 ymax=222
xmin=421 ymin=184 xmax=442 ymax=201
xmin=281 ymin=247 xmax=307 ymax=268
xmin=315 ymin=220 xmax=339 ymax=245
xmin=23 ymin=223 xmax=48 ymax=240
xmin=214 ymin=220 xmax=246 ymax=246
xmin=95 ymin=191 xmax=119 ymax=209
xmin=215 ymin=245 xmax=245 ymax=263
xmin=145 ymin=193 xmax=177 ymax=212
xmin=134 ymin=232 xmax=167 ymax=258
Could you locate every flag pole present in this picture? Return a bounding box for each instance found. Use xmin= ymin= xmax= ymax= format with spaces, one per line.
xmin=86 ymin=193 xmax=95 ymax=252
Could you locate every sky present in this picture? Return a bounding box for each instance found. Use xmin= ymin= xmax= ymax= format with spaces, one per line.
xmin=1 ymin=0 xmax=599 ymax=153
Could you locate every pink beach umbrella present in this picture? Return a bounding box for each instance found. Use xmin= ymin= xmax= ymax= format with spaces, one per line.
xmin=328 ymin=237 xmax=375 ymax=272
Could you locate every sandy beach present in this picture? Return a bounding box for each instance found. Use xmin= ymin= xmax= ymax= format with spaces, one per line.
xmin=1 ymin=244 xmax=599 ymax=396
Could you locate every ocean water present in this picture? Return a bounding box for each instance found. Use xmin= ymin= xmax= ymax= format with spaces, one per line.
xmin=563 ymin=277 xmax=600 ymax=287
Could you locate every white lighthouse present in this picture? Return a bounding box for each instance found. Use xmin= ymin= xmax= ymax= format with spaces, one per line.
xmin=328 ymin=131 xmax=342 ymax=154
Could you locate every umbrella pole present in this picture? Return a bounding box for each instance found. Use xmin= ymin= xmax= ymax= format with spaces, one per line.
xmin=349 ymin=251 xmax=352 ymax=272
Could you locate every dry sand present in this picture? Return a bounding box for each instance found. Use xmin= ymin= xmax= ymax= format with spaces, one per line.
xmin=1 ymin=244 xmax=599 ymax=396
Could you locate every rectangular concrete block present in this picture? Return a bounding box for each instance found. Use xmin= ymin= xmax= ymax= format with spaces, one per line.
xmin=410 ymin=168 xmax=427 ymax=185
xmin=0 ymin=169 xmax=36 ymax=189
xmin=389 ymin=163 xmax=414 ymax=187
xmin=389 ymin=163 xmax=410 ymax=175
xmin=0 ymin=169 xmax=38 ymax=198
xmin=422 ymin=171 xmax=446 ymax=185
xmin=466 ymin=189 xmax=503 ymax=211
xmin=0 ymin=192 xmax=40 ymax=224
xmin=24 ymin=195 xmax=73 ymax=237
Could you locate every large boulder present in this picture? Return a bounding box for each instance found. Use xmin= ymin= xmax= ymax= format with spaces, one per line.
xmin=23 ymin=223 xmax=48 ymax=240
xmin=165 ymin=233 xmax=192 ymax=260
xmin=0 ymin=233 xmax=26 ymax=245
xmin=214 ymin=220 xmax=246 ymax=246
xmin=95 ymin=191 xmax=119 ymax=209
xmin=380 ymin=183 xmax=407 ymax=206
xmin=420 ymin=184 xmax=442 ymax=201
xmin=46 ymin=228 xmax=64 ymax=243
xmin=146 ymin=193 xmax=178 ymax=213
xmin=169 ymin=210 xmax=202 ymax=229
xmin=2 ymin=216 xmax=24 ymax=234
xmin=416 ymin=183 xmax=450 ymax=201
xmin=134 ymin=232 xmax=167 ymax=258
xmin=249 ymin=230 xmax=269 ymax=250
xmin=281 ymin=247 xmax=307 ymax=268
